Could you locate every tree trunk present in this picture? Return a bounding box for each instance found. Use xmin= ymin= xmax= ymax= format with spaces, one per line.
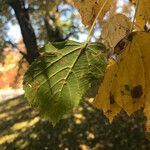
xmin=8 ymin=0 xmax=39 ymax=64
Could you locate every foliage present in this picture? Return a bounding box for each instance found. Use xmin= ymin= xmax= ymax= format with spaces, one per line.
xmin=23 ymin=40 xmax=106 ymax=125
xmin=130 ymin=0 xmax=150 ymax=30
xmin=72 ymin=0 xmax=113 ymax=26
xmin=0 ymin=0 xmax=83 ymax=47
xmin=94 ymin=32 xmax=149 ymax=122
xmin=101 ymin=14 xmax=131 ymax=48
xmin=25 ymin=0 xmax=81 ymax=43
xmin=23 ymin=0 xmax=150 ymax=130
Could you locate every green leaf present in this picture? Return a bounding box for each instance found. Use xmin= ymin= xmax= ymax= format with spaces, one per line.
xmin=23 ymin=40 xmax=106 ymax=125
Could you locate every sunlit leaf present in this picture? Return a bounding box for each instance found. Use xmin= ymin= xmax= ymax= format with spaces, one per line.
xmin=115 ymin=32 xmax=145 ymax=115
xmin=93 ymin=59 xmax=122 ymax=122
xmin=23 ymin=40 xmax=106 ymax=125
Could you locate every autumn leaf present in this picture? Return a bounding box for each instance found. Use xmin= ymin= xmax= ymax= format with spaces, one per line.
xmin=72 ymin=0 xmax=113 ymax=26
xmin=136 ymin=32 xmax=150 ymax=132
xmin=93 ymin=59 xmax=121 ymax=122
xmin=93 ymin=32 xmax=149 ymax=122
xmin=101 ymin=14 xmax=131 ymax=48
xmin=115 ymin=32 xmax=145 ymax=115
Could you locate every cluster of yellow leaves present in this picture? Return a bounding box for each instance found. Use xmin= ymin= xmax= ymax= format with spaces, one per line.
xmin=93 ymin=32 xmax=150 ymax=132
xmin=71 ymin=0 xmax=150 ymax=30
xmin=71 ymin=0 xmax=150 ymax=132
xmin=71 ymin=0 xmax=150 ymax=50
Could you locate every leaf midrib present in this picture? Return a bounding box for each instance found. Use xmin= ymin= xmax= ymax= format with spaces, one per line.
xmin=25 ymin=45 xmax=81 ymax=85
xmin=32 ymin=46 xmax=86 ymax=103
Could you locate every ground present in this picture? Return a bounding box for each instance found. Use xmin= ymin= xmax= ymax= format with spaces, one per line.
xmin=0 ymin=96 xmax=150 ymax=150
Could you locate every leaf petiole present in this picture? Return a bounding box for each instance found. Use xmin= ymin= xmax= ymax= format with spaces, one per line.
xmin=84 ymin=0 xmax=110 ymax=47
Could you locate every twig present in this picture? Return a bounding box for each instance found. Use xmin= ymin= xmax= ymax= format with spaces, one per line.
xmin=130 ymin=0 xmax=139 ymax=32
xmin=84 ymin=0 xmax=111 ymax=46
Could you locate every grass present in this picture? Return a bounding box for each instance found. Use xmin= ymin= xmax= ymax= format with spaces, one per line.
xmin=0 ymin=96 xmax=150 ymax=150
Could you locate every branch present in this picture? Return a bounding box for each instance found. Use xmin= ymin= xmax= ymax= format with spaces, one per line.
xmin=64 ymin=31 xmax=80 ymax=40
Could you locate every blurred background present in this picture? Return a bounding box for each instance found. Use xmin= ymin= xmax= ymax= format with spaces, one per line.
xmin=0 ymin=0 xmax=150 ymax=149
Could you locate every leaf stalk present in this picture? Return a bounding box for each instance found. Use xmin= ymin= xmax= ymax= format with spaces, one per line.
xmin=84 ymin=0 xmax=110 ymax=47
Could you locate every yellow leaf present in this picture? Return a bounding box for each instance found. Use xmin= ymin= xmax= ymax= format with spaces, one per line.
xmin=115 ymin=34 xmax=145 ymax=115
xmin=93 ymin=32 xmax=148 ymax=122
xmin=105 ymin=77 xmax=121 ymax=123
xmin=101 ymin=14 xmax=131 ymax=48
xmin=93 ymin=59 xmax=117 ymax=113
xmin=94 ymin=0 xmax=114 ymax=23
xmin=135 ymin=32 xmax=150 ymax=132
xmin=131 ymin=0 xmax=150 ymax=29
xmin=72 ymin=0 xmax=113 ymax=26
xmin=93 ymin=59 xmax=121 ymax=122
